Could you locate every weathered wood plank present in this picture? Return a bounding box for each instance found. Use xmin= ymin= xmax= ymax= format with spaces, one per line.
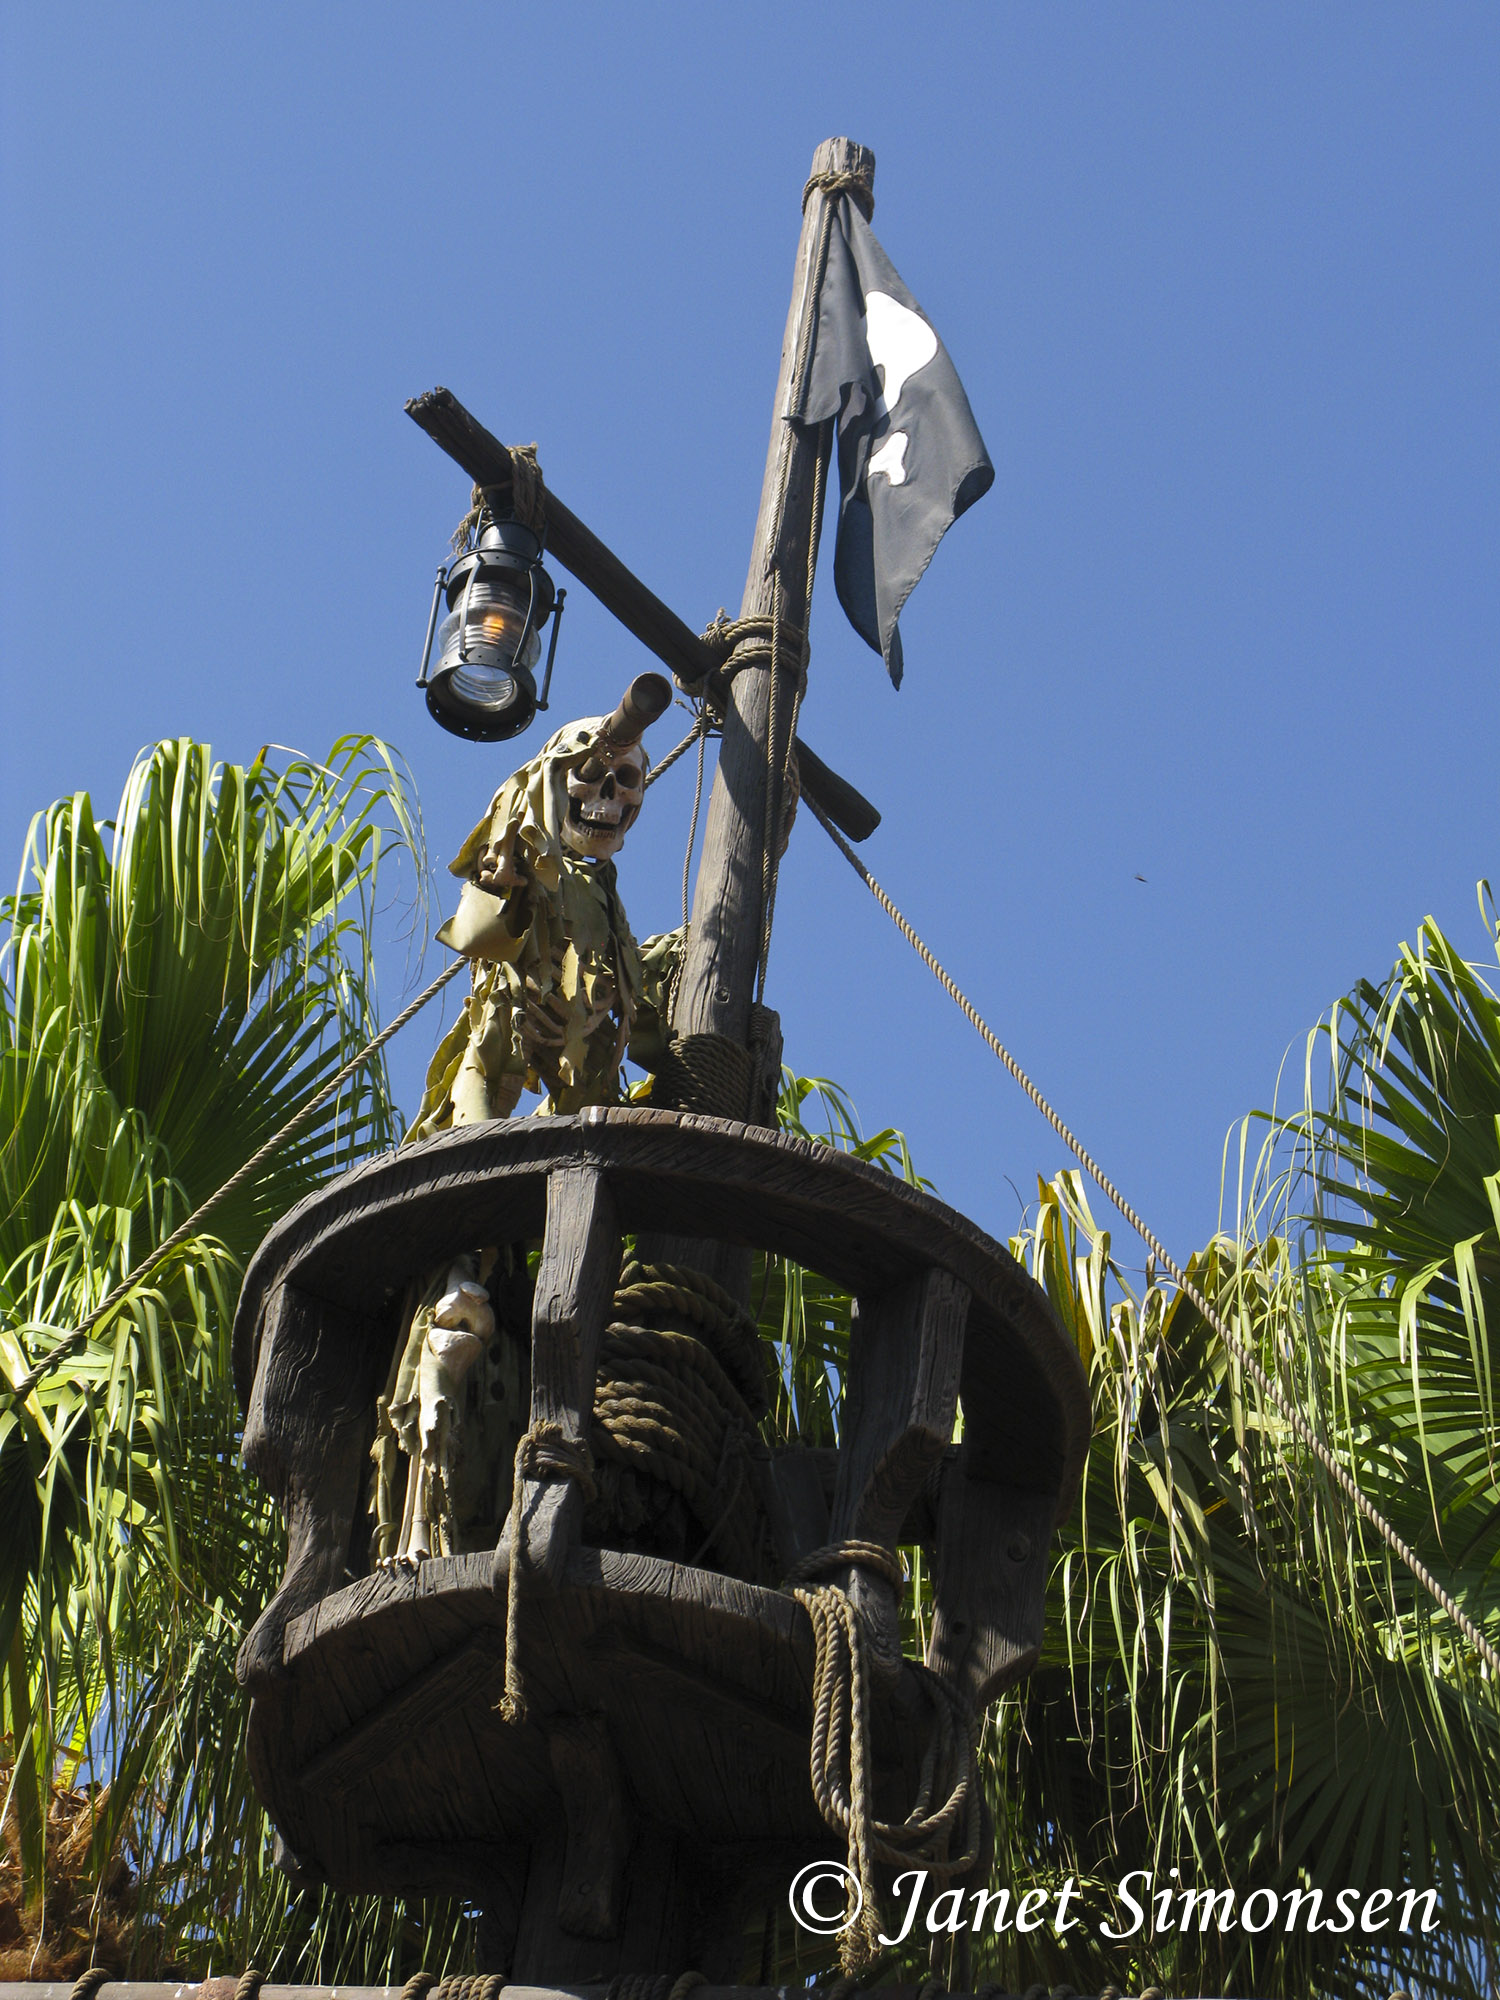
xmin=504 ymin=1164 xmax=619 ymax=1589
xmin=829 ymin=1267 xmax=969 ymax=1675
xmin=301 ymin=1633 xmax=500 ymax=1795
xmin=546 ymin=1713 xmax=631 ymax=1938
xmin=237 ymin=1281 xmax=381 ymax=1690
xmin=926 ymin=1471 xmax=1057 ymax=1711
xmin=585 ymin=1628 xmax=807 ymax=1746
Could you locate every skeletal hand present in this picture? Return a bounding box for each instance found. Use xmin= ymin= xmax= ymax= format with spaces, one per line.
xmin=476 ymin=839 xmax=524 ymax=893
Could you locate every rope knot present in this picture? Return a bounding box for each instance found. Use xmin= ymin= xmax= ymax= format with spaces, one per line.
xmin=785 ymin=1538 xmax=905 ymax=1590
xmin=696 ymin=611 xmax=810 ymax=681
xmin=516 ymin=1416 xmax=597 ymax=1504
xmin=803 ymin=167 xmax=875 ymax=221
xmin=498 ymin=1418 xmax=597 ymax=1725
xmin=452 ymin=446 xmax=548 ymax=553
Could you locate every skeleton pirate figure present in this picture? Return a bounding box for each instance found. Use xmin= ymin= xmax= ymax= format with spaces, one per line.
xmin=410 ymin=674 xmax=676 ymax=1129
xmin=370 ymin=676 xmax=679 ymax=1564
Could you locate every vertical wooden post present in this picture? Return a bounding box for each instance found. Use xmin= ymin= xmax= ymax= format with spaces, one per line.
xmin=672 ymin=136 xmax=875 ymax=1061
xmin=505 ymin=1164 xmax=619 ymax=1588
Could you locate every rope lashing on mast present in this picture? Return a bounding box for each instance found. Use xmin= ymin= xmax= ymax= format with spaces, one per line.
xmin=2 ymin=954 xmax=469 ymax=1405
xmin=804 ymin=791 xmax=1500 ymax=1685
xmin=787 ymin=1540 xmax=982 ymax=1977
xmin=651 ymin=1032 xmax=754 ymax=1118
xmin=803 ymin=164 xmax=875 ymax=222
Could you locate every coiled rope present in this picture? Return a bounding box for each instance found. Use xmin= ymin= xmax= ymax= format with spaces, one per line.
xmin=788 ymin=1541 xmax=981 ymax=1976
xmin=589 ymin=1259 xmax=771 ymax=1578
xmin=804 ymin=792 xmax=1500 ymax=1683
xmin=499 ymin=1259 xmax=773 ymax=1724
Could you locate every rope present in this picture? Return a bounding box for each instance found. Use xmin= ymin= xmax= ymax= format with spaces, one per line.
xmin=792 ymin=1539 xmax=981 ymax=1977
xmin=506 ymin=446 xmax=546 ymax=539
xmin=588 ymin=1260 xmax=772 ymax=1581
xmin=70 ymin=1972 xmax=110 ymax=2000
xmin=645 ymin=715 xmax=712 ymax=790
xmin=400 ymin=1977 xmax=439 ymax=2000
xmin=435 ymin=1978 xmax=506 ymax=2000
xmin=613 ymin=1262 xmax=767 ymax=1413
xmin=455 ymin=447 xmax=547 ymax=549
xmin=785 ymin=1539 xmax=905 ymax=1590
xmin=232 ymin=1973 xmax=266 ymax=2000
xmin=651 ymin=1031 xmax=752 ymax=1120
xmin=803 ymin=166 xmax=875 ymax=222
xmin=499 ymin=1418 xmax=598 ymax=1725
xmin=696 ymin=611 xmax=811 ymax=681
xmin=3 ymin=955 xmax=468 ymax=1405
xmin=805 ymin=793 xmax=1500 ymax=1684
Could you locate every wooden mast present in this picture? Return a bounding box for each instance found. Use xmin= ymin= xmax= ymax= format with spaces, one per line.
xmin=671 ymin=136 xmax=875 ymax=1078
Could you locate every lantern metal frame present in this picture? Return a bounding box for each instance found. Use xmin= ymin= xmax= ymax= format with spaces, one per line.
xmin=416 ymin=510 xmax=566 ymax=743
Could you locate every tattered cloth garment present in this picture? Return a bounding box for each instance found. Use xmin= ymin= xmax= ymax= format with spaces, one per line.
xmin=407 ymin=718 xmax=650 ymax=1130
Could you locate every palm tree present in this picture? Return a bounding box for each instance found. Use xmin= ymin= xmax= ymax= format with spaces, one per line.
xmin=0 ymin=736 xmax=475 ymax=1980
xmin=974 ymin=901 xmax=1500 ymax=2000
xmin=984 ymin=1169 xmax=1497 ymax=2000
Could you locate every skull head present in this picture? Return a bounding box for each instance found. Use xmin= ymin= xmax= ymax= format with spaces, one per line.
xmin=562 ymin=741 xmax=647 ymax=860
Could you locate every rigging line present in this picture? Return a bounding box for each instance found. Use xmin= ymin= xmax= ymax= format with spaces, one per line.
xmin=645 ymin=715 xmax=710 ymax=791
xmin=804 ymin=792 xmax=1500 ymax=1683
xmin=3 ymin=954 xmax=469 ymax=1404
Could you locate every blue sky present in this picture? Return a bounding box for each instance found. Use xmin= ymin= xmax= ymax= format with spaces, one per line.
xmin=2 ymin=7 xmax=1497 ymax=1270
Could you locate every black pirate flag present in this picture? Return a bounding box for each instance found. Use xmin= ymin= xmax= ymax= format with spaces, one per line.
xmin=790 ymin=199 xmax=993 ymax=687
